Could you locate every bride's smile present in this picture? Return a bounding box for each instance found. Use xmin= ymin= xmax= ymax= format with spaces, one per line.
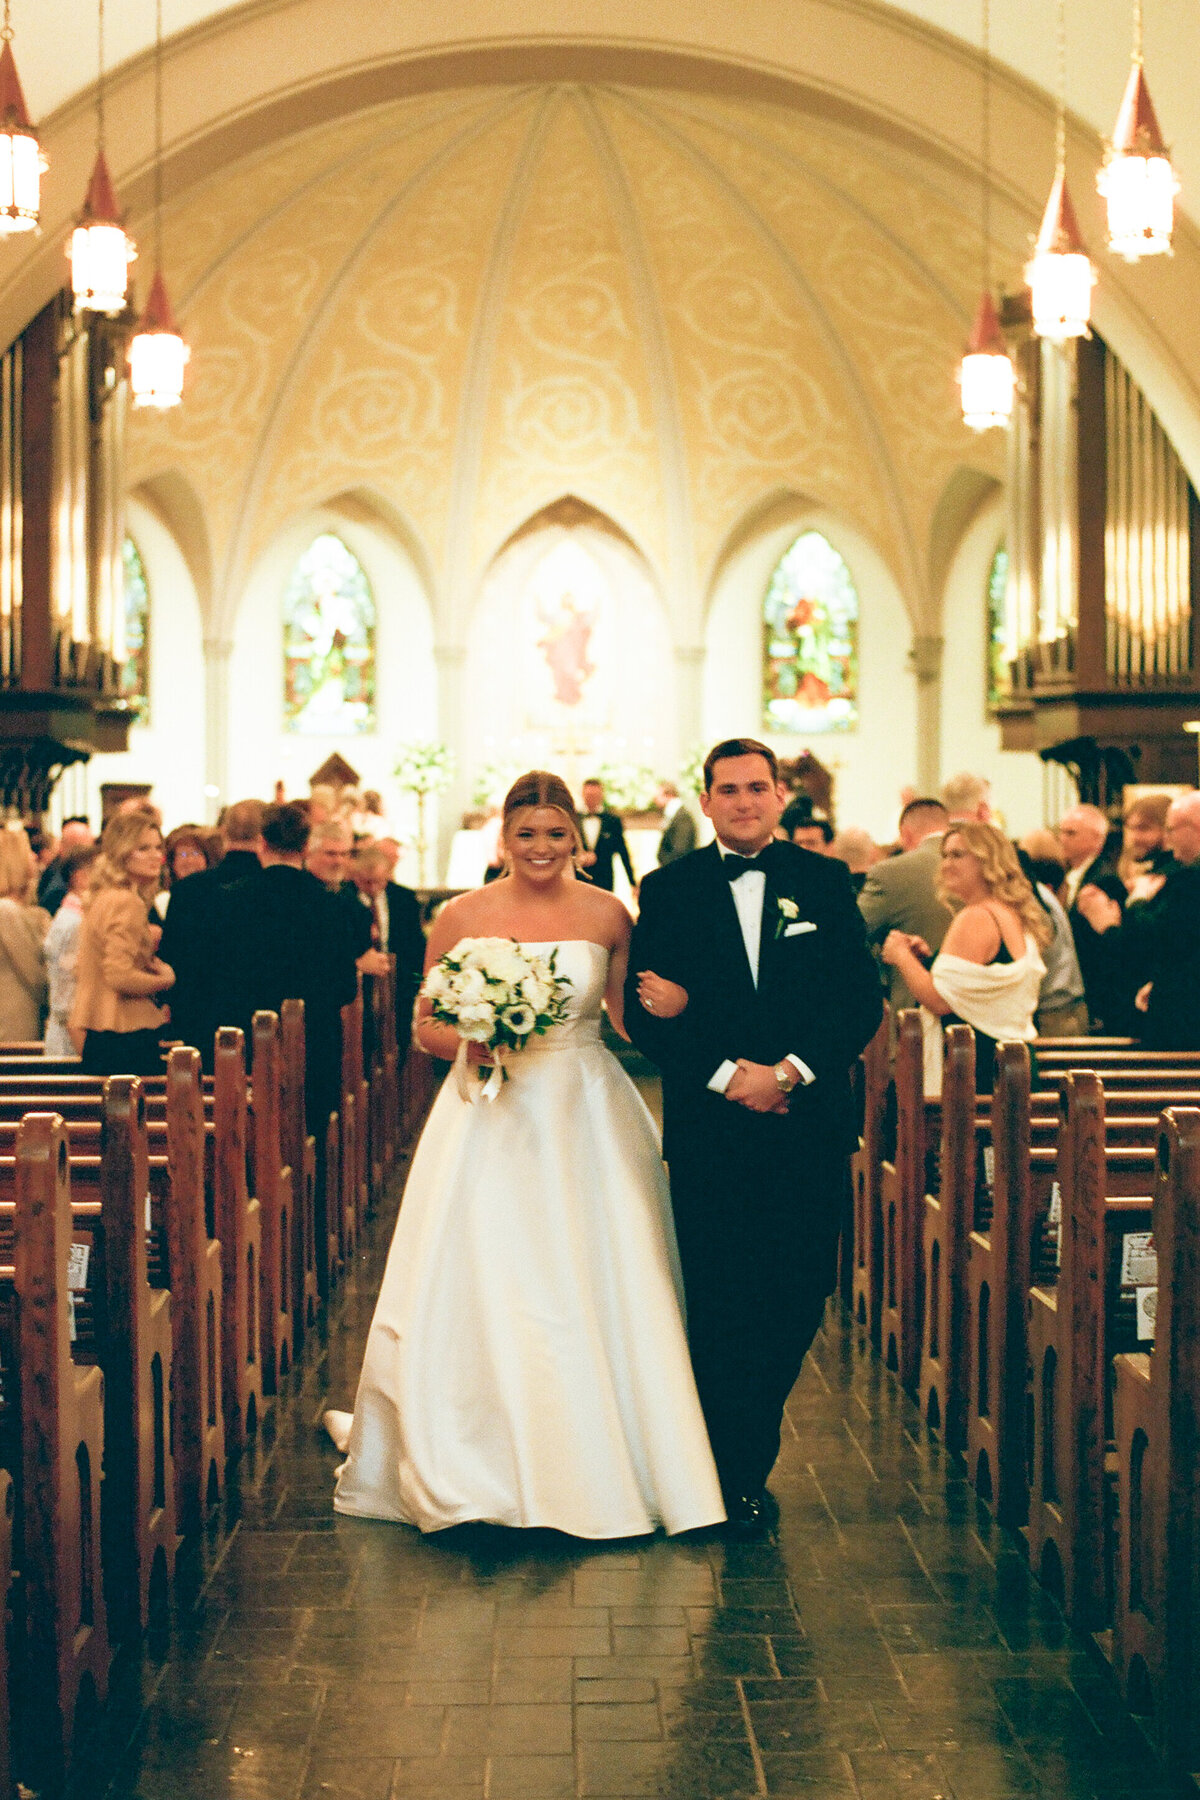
xmin=508 ymin=807 xmax=577 ymax=882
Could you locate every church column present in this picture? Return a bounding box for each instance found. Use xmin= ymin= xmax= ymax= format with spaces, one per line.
xmin=203 ymin=637 xmax=233 ymax=824
xmin=908 ymin=633 xmax=944 ymax=796
xmin=434 ymin=642 xmax=467 ymax=883
xmin=673 ymin=643 xmax=706 ymax=769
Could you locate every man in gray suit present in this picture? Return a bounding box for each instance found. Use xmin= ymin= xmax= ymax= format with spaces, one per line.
xmin=857 ymin=797 xmax=951 ymax=1012
xmin=655 ymin=781 xmax=697 ymax=865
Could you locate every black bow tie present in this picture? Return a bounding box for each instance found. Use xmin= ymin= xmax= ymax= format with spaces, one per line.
xmin=724 ymin=849 xmax=771 ymax=880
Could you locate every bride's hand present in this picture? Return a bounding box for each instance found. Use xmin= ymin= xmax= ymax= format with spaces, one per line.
xmin=466 ymin=1042 xmax=495 ymax=1066
xmin=638 ymin=971 xmax=689 ymax=1019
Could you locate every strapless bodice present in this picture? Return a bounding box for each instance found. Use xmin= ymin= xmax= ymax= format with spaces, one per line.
xmin=514 ymin=940 xmax=606 ymax=1054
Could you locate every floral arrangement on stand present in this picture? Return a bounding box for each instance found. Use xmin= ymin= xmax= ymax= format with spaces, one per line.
xmin=393 ymin=739 xmax=455 ymax=886
xmin=470 ymin=761 xmax=519 ymax=811
xmin=421 ymin=937 xmax=572 ymax=1102
xmin=678 ymin=746 xmax=707 ymax=797
xmin=595 ymin=762 xmax=658 ymax=814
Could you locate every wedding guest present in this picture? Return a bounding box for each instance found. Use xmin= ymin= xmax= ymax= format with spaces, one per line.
xmin=882 ymin=822 xmax=1049 ymax=1094
xmin=781 ymin=799 xmax=833 ymax=854
xmin=654 ymin=781 xmax=697 ymax=865
xmin=858 ymin=797 xmax=951 ymax=1013
xmin=1015 ymin=847 xmax=1088 ymax=1035
xmin=71 ymin=812 xmax=174 ymax=1076
xmin=43 ymin=843 xmax=100 ymax=1057
xmin=350 ymin=842 xmax=426 ymax=1051
xmin=1117 ymin=790 xmax=1173 ymax=890
xmin=941 ymin=770 xmax=993 ymax=824
xmin=830 ymin=827 xmax=881 ymax=894
xmin=1057 ymin=803 xmax=1124 ymax=1030
xmin=308 ymin=818 xmax=390 ymax=974
xmin=159 ymin=799 xmax=265 ymax=1067
xmin=38 ymin=815 xmax=94 ymax=915
xmin=0 ymin=825 xmax=50 ymax=1043
xmin=1133 ymin=792 xmax=1200 ymax=1049
xmin=1017 ymin=828 xmax=1068 ymax=897
xmin=156 ymin=824 xmax=219 ymax=918
xmin=578 ymin=778 xmax=635 ymax=891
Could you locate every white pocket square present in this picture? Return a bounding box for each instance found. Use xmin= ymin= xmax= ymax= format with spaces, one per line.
xmin=784 ymin=921 xmax=818 ymax=937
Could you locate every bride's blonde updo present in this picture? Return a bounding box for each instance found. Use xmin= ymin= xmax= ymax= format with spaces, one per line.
xmin=501 ymin=771 xmax=584 ymax=859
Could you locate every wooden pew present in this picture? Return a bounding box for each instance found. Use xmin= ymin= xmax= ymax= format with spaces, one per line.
xmin=879 ymin=1010 xmax=926 ymax=1393
xmin=250 ymin=1011 xmax=294 ymax=1393
xmin=1112 ymin=1107 xmax=1200 ymax=1769
xmin=1025 ymin=1073 xmax=1156 ymax=1629
xmin=850 ymin=1015 xmax=889 ymax=1343
xmin=279 ymin=1000 xmax=319 ymax=1330
xmin=341 ymin=983 xmax=369 ymax=1235
xmin=212 ymin=1029 xmax=264 ymax=1452
xmin=0 ymin=1087 xmax=181 ymax=1635
xmin=920 ymin=1025 xmax=974 ymax=1450
xmin=0 ymin=1466 xmax=10 ymax=1800
xmin=6 ymin=1116 xmax=109 ymax=1791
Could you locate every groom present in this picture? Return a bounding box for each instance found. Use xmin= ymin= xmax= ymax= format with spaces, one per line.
xmin=626 ymin=738 xmax=883 ymax=1532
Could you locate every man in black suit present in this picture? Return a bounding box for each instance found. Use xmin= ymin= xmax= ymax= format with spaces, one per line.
xmin=231 ymin=803 xmax=359 ymax=1133
xmin=159 ymin=798 xmax=265 ymax=1069
xmin=1058 ymin=803 xmax=1125 ymax=1030
xmin=350 ymin=841 xmax=426 ymax=1054
xmin=626 ymin=738 xmax=883 ymax=1534
xmin=579 ymin=778 xmax=635 ymax=892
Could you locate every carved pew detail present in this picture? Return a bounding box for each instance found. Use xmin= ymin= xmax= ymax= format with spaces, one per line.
xmin=880 ymin=1010 xmax=926 ymax=1394
xmin=1113 ymin=1107 xmax=1200 ymax=1768
xmin=12 ymin=1116 xmax=110 ymax=1789
xmin=279 ymin=1000 xmax=318 ymax=1330
xmin=251 ymin=1011 xmax=293 ymax=1394
xmin=165 ymin=1048 xmax=225 ymax=1531
xmin=213 ymin=1029 xmax=263 ymax=1452
xmin=921 ymin=1025 xmax=974 ymax=1448
xmin=850 ymin=1015 xmax=889 ymax=1344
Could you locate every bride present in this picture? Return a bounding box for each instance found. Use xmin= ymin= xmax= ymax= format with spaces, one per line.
xmin=326 ymin=770 xmax=725 ymax=1538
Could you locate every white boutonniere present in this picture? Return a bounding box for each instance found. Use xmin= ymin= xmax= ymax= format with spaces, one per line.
xmin=774 ymin=895 xmax=799 ymax=939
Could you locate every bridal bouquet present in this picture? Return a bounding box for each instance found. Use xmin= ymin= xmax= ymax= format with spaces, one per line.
xmin=421 ymin=937 xmax=572 ymax=1100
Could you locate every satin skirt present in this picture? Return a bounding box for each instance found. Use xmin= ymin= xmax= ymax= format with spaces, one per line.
xmin=331 ymin=1025 xmax=725 ymax=1538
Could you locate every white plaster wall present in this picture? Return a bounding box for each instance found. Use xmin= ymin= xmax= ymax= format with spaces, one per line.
xmin=61 ymin=497 xmax=208 ymax=831
xmin=939 ymin=496 xmax=1048 ymax=838
xmin=702 ymin=509 xmax=918 ymax=846
xmin=226 ymin=510 xmax=437 ymax=884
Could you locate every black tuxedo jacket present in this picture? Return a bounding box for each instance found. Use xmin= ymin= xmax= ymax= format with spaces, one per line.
xmin=626 ymin=840 xmax=883 ymax=1167
xmin=159 ymin=848 xmax=264 ymax=1067
xmin=352 ymin=881 xmax=426 ymax=1016
xmin=581 ymin=810 xmax=635 ymax=891
xmin=1066 ymin=851 xmax=1126 ymax=1031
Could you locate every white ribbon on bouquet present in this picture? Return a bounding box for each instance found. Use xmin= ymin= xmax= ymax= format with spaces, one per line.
xmin=453 ymin=1038 xmax=508 ymax=1104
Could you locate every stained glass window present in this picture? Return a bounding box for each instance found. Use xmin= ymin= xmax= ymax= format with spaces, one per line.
xmin=283 ymin=533 xmax=376 ymax=735
xmin=987 ymin=544 xmax=1009 ymax=710
xmin=762 ymin=530 xmax=858 ymax=734
xmin=121 ymin=536 xmax=150 ymax=726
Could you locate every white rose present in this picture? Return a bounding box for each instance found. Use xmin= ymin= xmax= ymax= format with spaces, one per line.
xmin=422 ymin=966 xmax=449 ymax=1000
xmin=502 ymin=1002 xmax=536 ymax=1036
xmin=453 ymin=966 xmax=488 ymax=1004
xmin=520 ymin=973 xmax=551 ymax=1013
xmin=484 ymin=942 xmax=529 ymax=986
xmin=455 ymin=1001 xmax=496 ymax=1042
xmin=460 ymin=936 xmax=512 ymax=971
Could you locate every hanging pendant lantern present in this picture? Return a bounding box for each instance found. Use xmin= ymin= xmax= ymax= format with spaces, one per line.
xmin=0 ymin=27 xmax=45 ymax=236
xmin=959 ymin=290 xmax=1014 ymax=431
xmin=1098 ymin=60 xmax=1177 ymax=260
xmin=129 ymin=269 xmax=188 ymax=408
xmin=70 ymin=148 xmax=136 ymax=314
xmin=1027 ymin=171 xmax=1094 ymax=341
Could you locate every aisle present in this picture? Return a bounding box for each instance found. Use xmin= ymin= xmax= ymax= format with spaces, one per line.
xmin=87 ymin=1144 xmax=1187 ymax=1800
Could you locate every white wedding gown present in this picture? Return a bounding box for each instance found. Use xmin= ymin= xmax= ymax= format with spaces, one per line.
xmin=329 ymin=940 xmax=726 ymax=1537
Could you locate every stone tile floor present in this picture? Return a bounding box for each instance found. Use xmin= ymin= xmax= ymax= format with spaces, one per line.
xmin=69 ymin=1150 xmax=1195 ymax=1800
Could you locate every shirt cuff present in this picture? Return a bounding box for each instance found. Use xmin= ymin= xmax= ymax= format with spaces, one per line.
xmin=707 ymin=1059 xmax=738 ymax=1094
xmin=784 ymin=1054 xmax=816 ymax=1087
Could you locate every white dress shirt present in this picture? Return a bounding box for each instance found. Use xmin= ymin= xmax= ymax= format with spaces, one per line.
xmin=1062 ymin=855 xmax=1095 ymax=910
xmin=705 ymin=839 xmax=815 ymax=1095
xmin=581 ymin=813 xmax=603 ymax=851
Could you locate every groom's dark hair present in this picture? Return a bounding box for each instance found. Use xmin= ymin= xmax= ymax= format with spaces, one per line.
xmin=703 ymin=737 xmax=779 ymax=792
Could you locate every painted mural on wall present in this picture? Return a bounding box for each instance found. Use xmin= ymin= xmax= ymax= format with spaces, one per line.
xmin=283 ymin=533 xmax=377 ymax=735
xmin=762 ymin=530 xmax=858 ymax=734
xmin=121 ymin=536 xmax=151 ymax=726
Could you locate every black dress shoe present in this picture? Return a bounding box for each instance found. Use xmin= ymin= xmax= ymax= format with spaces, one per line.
xmin=724 ymin=1489 xmax=779 ymax=1539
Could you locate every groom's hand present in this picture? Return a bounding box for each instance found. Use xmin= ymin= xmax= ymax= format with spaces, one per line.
xmin=726 ymin=1060 xmax=787 ymax=1113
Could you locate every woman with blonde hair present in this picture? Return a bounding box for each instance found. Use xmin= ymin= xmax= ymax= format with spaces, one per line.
xmin=882 ymin=821 xmax=1049 ymax=1093
xmin=0 ymin=823 xmax=50 ymax=1042
xmin=70 ymin=809 xmax=175 ymax=1075
xmin=327 ymin=769 xmax=725 ymax=1539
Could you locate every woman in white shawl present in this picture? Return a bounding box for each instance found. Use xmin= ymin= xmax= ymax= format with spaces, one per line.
xmin=881 ymin=822 xmax=1051 ymax=1095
